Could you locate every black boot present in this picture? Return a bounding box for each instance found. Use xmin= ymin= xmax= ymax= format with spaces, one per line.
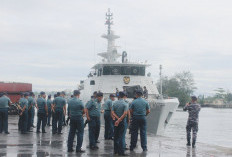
xmin=187 ymin=138 xmax=191 ymax=146
xmin=192 ymin=140 xmax=196 ymax=148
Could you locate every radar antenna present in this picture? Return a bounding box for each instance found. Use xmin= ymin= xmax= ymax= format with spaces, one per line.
xmin=98 ymin=9 xmax=121 ymax=63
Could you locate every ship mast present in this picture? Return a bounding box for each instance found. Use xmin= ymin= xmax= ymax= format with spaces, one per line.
xmin=98 ymin=9 xmax=121 ymax=63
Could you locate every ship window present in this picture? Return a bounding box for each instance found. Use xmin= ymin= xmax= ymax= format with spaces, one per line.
xmin=102 ymin=65 xmax=146 ymax=76
xmin=131 ymin=67 xmax=140 ymax=75
xmin=103 ymin=66 xmax=111 ymax=75
xmin=90 ymin=80 xmax=95 ymax=85
xmin=139 ymin=67 xmax=145 ymax=76
xmin=111 ymin=66 xmax=121 ymax=75
xmin=121 ymin=66 xmax=131 ymax=75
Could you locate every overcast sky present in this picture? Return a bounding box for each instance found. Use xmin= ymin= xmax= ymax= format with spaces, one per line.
xmin=0 ymin=0 xmax=232 ymax=95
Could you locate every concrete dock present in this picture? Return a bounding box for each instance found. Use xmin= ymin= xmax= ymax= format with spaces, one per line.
xmin=0 ymin=115 xmax=231 ymax=157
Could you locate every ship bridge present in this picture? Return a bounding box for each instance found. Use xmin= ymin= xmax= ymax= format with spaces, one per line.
xmin=92 ymin=62 xmax=150 ymax=76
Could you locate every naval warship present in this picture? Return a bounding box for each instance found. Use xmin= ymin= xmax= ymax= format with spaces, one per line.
xmin=79 ymin=9 xmax=179 ymax=135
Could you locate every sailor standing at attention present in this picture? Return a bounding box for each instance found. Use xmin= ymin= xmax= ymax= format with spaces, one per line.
xmin=183 ymin=96 xmax=201 ymax=148
xmin=20 ymin=92 xmax=29 ymax=134
xmin=123 ymin=94 xmax=130 ymax=150
xmin=31 ymin=93 xmax=36 ymax=128
xmin=46 ymin=95 xmax=52 ymax=126
xmin=0 ymin=92 xmax=11 ymax=134
xmin=111 ymin=91 xmax=128 ymax=156
xmin=67 ymin=90 xmax=85 ymax=153
xmin=18 ymin=92 xmax=24 ymax=131
xmin=36 ymin=91 xmax=48 ymax=133
xmin=51 ymin=94 xmax=57 ymax=128
xmin=103 ymin=94 xmax=115 ymax=140
xmin=52 ymin=92 xmax=66 ymax=134
xmin=27 ymin=92 xmax=34 ymax=132
xmin=85 ymin=92 xmax=103 ymax=150
xmin=129 ymin=89 xmax=150 ymax=152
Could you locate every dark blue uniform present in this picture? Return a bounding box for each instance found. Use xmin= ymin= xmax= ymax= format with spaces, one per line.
xmin=52 ymin=96 xmax=66 ymax=134
xmin=122 ymin=99 xmax=129 ymax=149
xmin=104 ymin=99 xmax=114 ymax=139
xmin=30 ymin=97 xmax=36 ymax=127
xmin=183 ymin=103 xmax=201 ymax=146
xmin=86 ymin=99 xmax=101 ymax=148
xmin=36 ymin=97 xmax=47 ymax=133
xmin=67 ymin=97 xmax=84 ymax=151
xmin=112 ymin=99 xmax=128 ymax=155
xmin=130 ymin=97 xmax=150 ymax=151
xmin=18 ymin=97 xmax=24 ymax=131
xmin=47 ymin=99 xmax=52 ymax=125
xmin=20 ymin=98 xmax=29 ymax=134
xmin=27 ymin=96 xmax=34 ymax=131
xmin=0 ymin=96 xmax=10 ymax=133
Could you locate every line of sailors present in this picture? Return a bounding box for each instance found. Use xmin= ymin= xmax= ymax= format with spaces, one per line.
xmin=67 ymin=89 xmax=150 ymax=155
xmin=0 ymin=89 xmax=150 ymax=156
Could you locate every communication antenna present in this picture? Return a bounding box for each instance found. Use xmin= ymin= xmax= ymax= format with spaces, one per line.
xmin=159 ymin=65 xmax=163 ymax=98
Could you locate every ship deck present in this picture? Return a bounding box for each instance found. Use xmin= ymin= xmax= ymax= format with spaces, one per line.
xmin=0 ymin=115 xmax=231 ymax=157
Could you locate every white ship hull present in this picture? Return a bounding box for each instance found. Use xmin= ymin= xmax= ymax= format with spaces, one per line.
xmin=147 ymin=98 xmax=179 ymax=135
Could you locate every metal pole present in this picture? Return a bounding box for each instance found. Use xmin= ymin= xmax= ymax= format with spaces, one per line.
xmin=160 ymin=65 xmax=163 ymax=97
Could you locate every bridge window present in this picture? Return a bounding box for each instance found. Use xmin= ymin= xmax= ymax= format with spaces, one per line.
xmin=111 ymin=66 xmax=121 ymax=75
xmin=121 ymin=66 xmax=131 ymax=75
xmin=102 ymin=66 xmax=146 ymax=76
xmin=90 ymin=80 xmax=95 ymax=85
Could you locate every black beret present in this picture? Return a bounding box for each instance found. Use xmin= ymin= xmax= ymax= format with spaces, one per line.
xmin=29 ymin=92 xmax=34 ymax=96
xmin=136 ymin=89 xmax=143 ymax=95
xmin=24 ymin=92 xmax=29 ymax=97
xmin=109 ymin=94 xmax=116 ymax=97
xmin=40 ymin=91 xmax=45 ymax=95
xmin=97 ymin=92 xmax=103 ymax=97
xmin=119 ymin=91 xmax=126 ymax=97
xmin=191 ymin=96 xmax=197 ymax=101
xmin=73 ymin=90 xmax=80 ymax=95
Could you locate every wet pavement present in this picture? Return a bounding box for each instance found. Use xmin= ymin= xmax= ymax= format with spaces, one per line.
xmin=0 ymin=115 xmax=231 ymax=157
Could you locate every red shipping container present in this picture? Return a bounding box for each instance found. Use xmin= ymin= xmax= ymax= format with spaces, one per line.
xmin=0 ymin=82 xmax=32 ymax=103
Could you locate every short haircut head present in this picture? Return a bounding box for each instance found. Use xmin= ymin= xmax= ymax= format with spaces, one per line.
xmin=191 ymin=96 xmax=197 ymax=102
xmin=57 ymin=92 xmax=60 ymax=96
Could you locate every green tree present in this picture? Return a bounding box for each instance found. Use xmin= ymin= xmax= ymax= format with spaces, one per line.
xmin=214 ymin=88 xmax=226 ymax=99
xmin=225 ymin=91 xmax=232 ymax=103
xmin=157 ymin=71 xmax=196 ymax=106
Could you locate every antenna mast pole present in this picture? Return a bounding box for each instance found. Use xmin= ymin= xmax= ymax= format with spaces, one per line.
xmin=160 ymin=65 xmax=163 ymax=98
